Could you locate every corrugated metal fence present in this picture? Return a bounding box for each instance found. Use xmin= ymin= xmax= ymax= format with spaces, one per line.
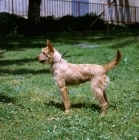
xmin=0 ymin=0 xmax=139 ymax=23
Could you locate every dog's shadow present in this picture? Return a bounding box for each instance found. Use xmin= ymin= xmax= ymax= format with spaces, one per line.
xmin=45 ymin=101 xmax=101 ymax=113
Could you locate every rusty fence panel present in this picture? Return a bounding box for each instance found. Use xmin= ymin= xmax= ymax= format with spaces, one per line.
xmin=0 ymin=0 xmax=28 ymax=18
xmin=40 ymin=0 xmax=105 ymax=18
xmin=104 ymin=4 xmax=139 ymax=23
xmin=0 ymin=0 xmax=139 ymax=23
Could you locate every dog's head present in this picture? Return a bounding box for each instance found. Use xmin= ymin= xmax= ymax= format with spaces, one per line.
xmin=38 ymin=39 xmax=54 ymax=64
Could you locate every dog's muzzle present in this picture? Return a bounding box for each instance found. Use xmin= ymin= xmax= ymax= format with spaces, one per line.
xmin=39 ymin=60 xmax=46 ymax=63
xmin=38 ymin=55 xmax=47 ymax=63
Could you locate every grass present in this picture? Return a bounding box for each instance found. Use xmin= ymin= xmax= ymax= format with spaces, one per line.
xmin=0 ymin=29 xmax=139 ymax=140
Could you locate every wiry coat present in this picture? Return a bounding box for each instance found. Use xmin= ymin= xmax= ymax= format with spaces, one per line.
xmin=38 ymin=39 xmax=121 ymax=115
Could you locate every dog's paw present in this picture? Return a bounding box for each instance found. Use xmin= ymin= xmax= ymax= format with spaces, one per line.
xmin=65 ymin=110 xmax=70 ymax=114
xmin=101 ymin=111 xmax=107 ymax=117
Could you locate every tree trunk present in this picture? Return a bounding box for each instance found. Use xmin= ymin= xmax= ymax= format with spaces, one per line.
xmin=26 ymin=0 xmax=42 ymax=36
xmin=28 ymin=0 xmax=42 ymax=24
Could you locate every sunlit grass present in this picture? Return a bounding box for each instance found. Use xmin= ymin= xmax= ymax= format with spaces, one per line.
xmin=0 ymin=29 xmax=139 ymax=139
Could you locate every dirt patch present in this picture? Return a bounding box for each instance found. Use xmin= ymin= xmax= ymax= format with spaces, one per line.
xmin=74 ymin=44 xmax=100 ymax=48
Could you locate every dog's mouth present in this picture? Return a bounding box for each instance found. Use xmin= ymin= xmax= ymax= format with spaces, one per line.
xmin=39 ymin=60 xmax=46 ymax=63
xmin=38 ymin=55 xmax=48 ymax=64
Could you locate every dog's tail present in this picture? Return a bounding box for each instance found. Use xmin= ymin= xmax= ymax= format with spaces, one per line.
xmin=103 ymin=50 xmax=122 ymax=72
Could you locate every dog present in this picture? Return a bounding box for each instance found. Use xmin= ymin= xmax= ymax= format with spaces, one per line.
xmin=38 ymin=39 xmax=121 ymax=115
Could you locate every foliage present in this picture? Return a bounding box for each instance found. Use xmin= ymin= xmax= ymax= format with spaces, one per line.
xmin=0 ymin=29 xmax=139 ymax=139
xmin=0 ymin=12 xmax=26 ymax=34
xmin=0 ymin=12 xmax=107 ymax=34
xmin=1 ymin=12 xmax=138 ymax=35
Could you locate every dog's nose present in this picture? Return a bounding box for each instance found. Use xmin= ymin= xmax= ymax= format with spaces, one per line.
xmin=37 ymin=55 xmax=40 ymax=61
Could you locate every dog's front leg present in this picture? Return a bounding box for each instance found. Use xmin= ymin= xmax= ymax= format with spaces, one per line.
xmin=59 ymin=86 xmax=71 ymax=113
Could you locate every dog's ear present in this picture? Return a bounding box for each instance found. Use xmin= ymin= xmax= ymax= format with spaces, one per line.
xmin=47 ymin=39 xmax=54 ymax=53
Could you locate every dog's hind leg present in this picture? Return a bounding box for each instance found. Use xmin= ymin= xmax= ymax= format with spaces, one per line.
xmin=59 ymin=86 xmax=71 ymax=113
xmin=91 ymin=75 xmax=109 ymax=116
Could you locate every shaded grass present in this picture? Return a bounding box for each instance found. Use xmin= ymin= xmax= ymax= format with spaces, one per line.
xmin=0 ymin=29 xmax=139 ymax=140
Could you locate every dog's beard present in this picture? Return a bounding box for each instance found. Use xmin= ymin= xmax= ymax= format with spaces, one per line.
xmin=39 ymin=59 xmax=50 ymax=64
xmin=40 ymin=60 xmax=46 ymax=63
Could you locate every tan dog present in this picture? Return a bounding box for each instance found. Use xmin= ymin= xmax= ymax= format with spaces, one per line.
xmin=38 ymin=39 xmax=121 ymax=115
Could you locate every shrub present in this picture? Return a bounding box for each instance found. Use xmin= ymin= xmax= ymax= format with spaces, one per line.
xmin=0 ymin=12 xmax=26 ymax=34
xmin=2 ymin=12 xmax=138 ymax=35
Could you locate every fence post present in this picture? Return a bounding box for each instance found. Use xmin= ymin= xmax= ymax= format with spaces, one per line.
xmin=103 ymin=4 xmax=105 ymax=21
xmin=12 ymin=0 xmax=14 ymax=14
xmin=78 ymin=2 xmax=80 ymax=16
xmin=135 ymin=7 xmax=136 ymax=23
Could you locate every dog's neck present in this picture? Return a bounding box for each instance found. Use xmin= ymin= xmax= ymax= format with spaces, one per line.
xmin=52 ymin=49 xmax=62 ymax=63
xmin=51 ymin=49 xmax=66 ymax=70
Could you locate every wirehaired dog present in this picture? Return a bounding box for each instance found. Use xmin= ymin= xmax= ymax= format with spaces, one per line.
xmin=38 ymin=40 xmax=121 ymax=115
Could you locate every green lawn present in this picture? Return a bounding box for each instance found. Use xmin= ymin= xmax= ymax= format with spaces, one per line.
xmin=0 ymin=29 xmax=139 ymax=140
